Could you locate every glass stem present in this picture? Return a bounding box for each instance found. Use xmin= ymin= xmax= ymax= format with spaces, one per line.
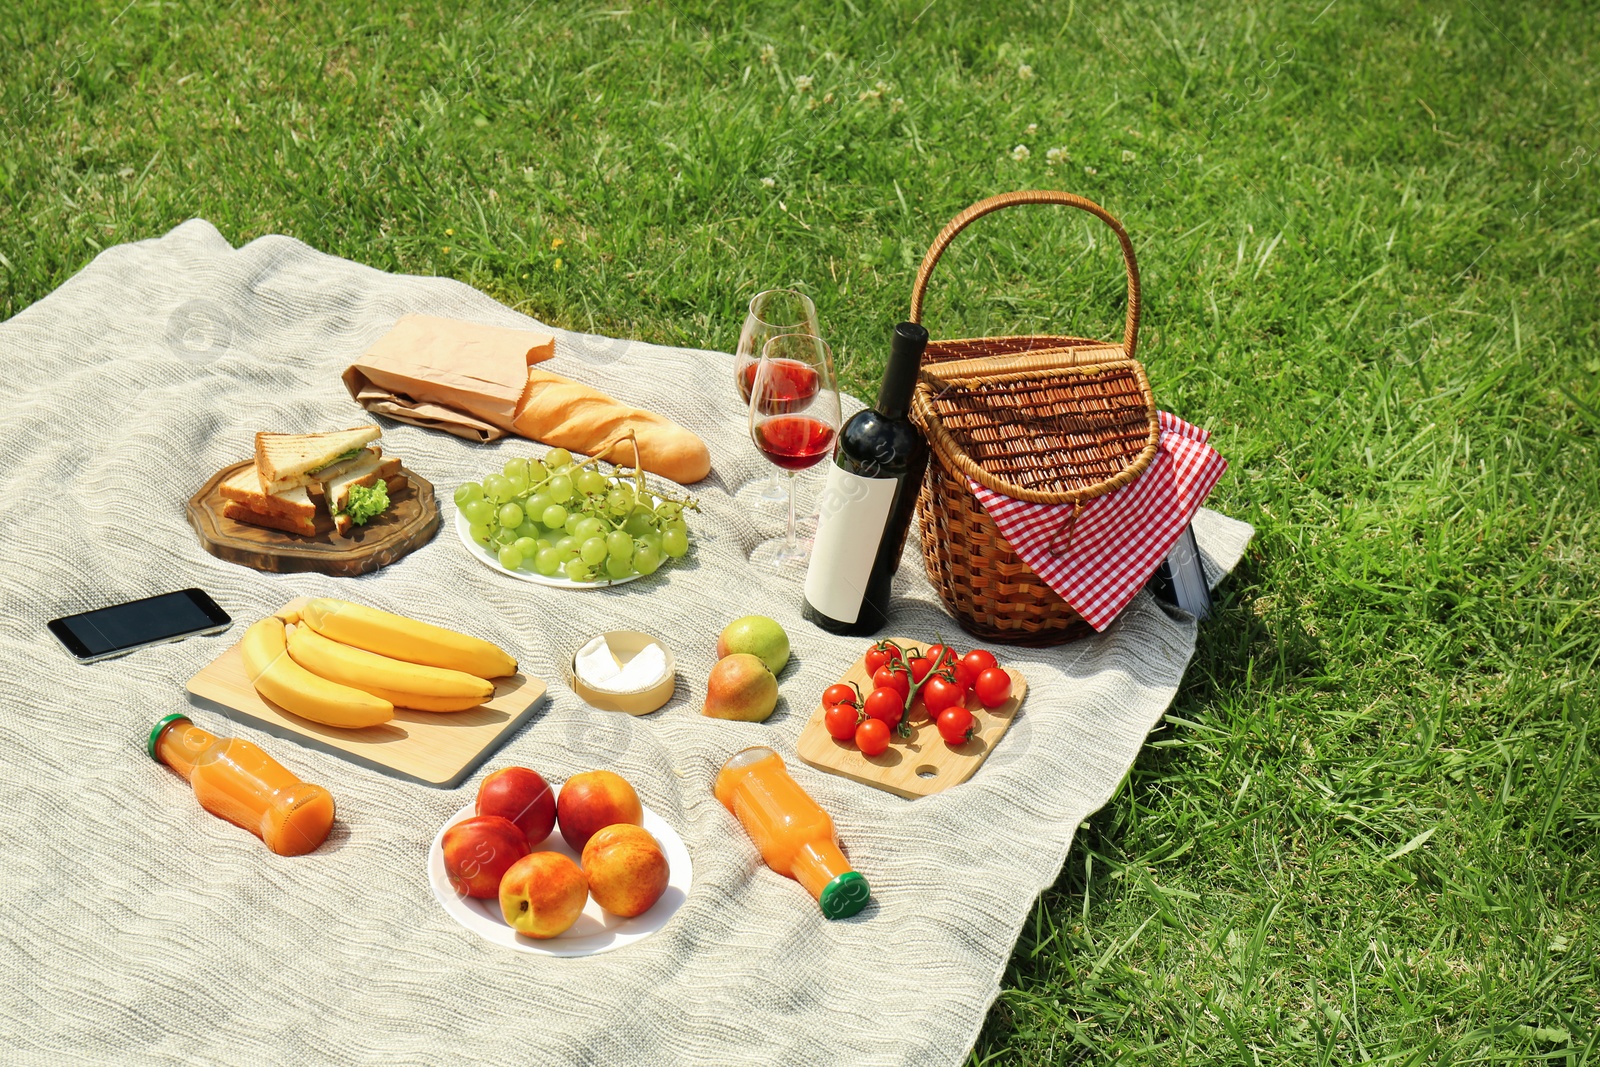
xmin=785 ymin=472 xmax=799 ymax=551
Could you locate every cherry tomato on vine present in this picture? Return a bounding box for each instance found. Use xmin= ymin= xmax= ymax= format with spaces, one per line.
xmin=864 ymin=641 xmax=903 ymax=676
xmin=908 ymin=656 xmax=935 ymax=683
xmin=872 ymin=664 xmax=910 ymax=700
xmin=921 ymin=675 xmax=966 ymax=716
xmin=974 ymin=667 xmax=1013 ymax=708
xmin=855 ymin=718 xmax=891 ymax=756
xmin=962 ymin=649 xmax=998 ymax=677
xmin=925 ymin=643 xmax=954 ymax=669
xmin=863 ymin=686 xmax=905 ymax=729
xmin=948 ymin=660 xmax=975 ymax=694
xmin=822 ymin=683 xmax=860 ymax=709
xmin=937 ymin=705 xmax=976 ymax=745
xmin=824 ymin=702 xmax=862 ymax=740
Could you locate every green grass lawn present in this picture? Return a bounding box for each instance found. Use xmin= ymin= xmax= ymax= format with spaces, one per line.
xmin=5 ymin=0 xmax=1598 ymax=1060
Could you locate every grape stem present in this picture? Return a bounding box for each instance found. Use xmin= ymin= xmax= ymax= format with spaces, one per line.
xmin=525 ymin=429 xmax=702 ymax=515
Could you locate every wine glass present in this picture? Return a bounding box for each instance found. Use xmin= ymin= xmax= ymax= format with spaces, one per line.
xmin=737 ymin=289 xmax=820 ymax=504
xmin=748 ymin=333 xmax=841 ymax=570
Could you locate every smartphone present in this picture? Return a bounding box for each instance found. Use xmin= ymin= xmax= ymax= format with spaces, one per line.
xmin=47 ymin=588 xmax=232 ymax=663
xmin=1146 ymin=525 xmax=1212 ymax=621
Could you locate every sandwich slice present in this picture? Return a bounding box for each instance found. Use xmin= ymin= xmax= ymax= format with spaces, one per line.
xmin=303 ymin=445 xmax=383 ymax=498
xmin=256 ymin=426 xmax=382 ymax=495
xmin=217 ymin=465 xmax=318 ymax=535
xmin=322 ymin=452 xmax=403 ymax=534
xmin=221 ymin=501 xmax=321 ymax=537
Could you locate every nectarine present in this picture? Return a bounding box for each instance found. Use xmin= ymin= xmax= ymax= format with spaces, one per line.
xmin=498 ymin=852 xmax=589 ymax=939
xmin=476 ymin=766 xmax=556 ymax=847
xmin=557 ymin=770 xmax=643 ymax=852
xmin=441 ymin=816 xmax=529 ymax=899
xmin=582 ymin=823 xmax=670 ymax=918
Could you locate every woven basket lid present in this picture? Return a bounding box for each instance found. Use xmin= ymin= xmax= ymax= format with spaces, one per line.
xmin=914 ymin=359 xmax=1159 ymax=506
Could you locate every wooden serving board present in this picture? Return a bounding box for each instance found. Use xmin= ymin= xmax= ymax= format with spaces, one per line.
xmin=185 ymin=600 xmax=546 ymax=789
xmin=187 ymin=461 xmax=441 ymax=577
xmin=795 ymin=640 xmax=1027 ymax=799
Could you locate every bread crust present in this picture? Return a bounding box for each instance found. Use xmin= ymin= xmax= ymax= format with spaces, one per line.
xmin=218 ymin=467 xmax=316 ymax=519
xmin=222 ymin=501 xmax=318 ymax=536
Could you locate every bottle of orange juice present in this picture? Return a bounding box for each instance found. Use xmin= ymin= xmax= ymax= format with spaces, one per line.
xmin=714 ymin=746 xmax=869 ymax=919
xmin=148 ymin=714 xmax=335 ymax=856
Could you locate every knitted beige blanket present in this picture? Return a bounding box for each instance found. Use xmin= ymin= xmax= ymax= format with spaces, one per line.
xmin=0 ymin=221 xmax=1252 ymax=1065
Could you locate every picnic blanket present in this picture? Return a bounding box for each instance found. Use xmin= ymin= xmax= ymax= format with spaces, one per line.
xmin=0 ymin=220 xmax=1253 ymax=1065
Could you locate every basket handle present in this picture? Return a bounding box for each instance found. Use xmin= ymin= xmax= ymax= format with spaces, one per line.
xmin=909 ymin=190 xmax=1141 ymax=360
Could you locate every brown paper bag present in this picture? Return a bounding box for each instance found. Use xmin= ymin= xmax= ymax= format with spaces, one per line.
xmin=342 ymin=314 xmax=555 ymax=441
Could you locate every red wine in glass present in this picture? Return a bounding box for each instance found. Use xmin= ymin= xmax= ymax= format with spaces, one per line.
xmin=737 ymin=359 xmax=758 ymax=404
xmin=741 ymin=359 xmax=820 ymax=413
xmin=753 ymin=415 xmax=837 ymax=471
xmin=736 ymin=291 xmax=821 ymax=506
xmin=747 ymin=333 xmax=842 ymax=569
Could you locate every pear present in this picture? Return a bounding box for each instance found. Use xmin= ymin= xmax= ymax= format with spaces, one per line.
xmin=702 ymin=654 xmax=779 ymax=722
xmin=716 ymin=615 xmax=791 ymax=675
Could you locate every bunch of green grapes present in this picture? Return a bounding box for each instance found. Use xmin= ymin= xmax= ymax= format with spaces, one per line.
xmin=455 ymin=448 xmax=693 ymax=582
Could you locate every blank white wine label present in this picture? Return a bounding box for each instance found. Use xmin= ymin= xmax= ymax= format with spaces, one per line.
xmin=804 ymin=466 xmax=897 ymax=624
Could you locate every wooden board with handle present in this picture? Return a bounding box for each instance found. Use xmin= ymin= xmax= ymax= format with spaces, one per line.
xmin=187 ymin=461 xmax=441 ymax=577
xmin=794 ymin=639 xmax=1027 ymax=799
xmin=186 ymin=600 xmax=545 ymax=789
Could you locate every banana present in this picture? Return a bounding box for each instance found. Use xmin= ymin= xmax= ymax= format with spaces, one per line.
xmin=286 ymin=625 xmax=493 ymax=712
xmin=240 ymin=616 xmax=395 ymax=729
xmin=300 ymin=598 xmax=517 ymax=679
xmin=358 ymin=687 xmax=489 ymax=713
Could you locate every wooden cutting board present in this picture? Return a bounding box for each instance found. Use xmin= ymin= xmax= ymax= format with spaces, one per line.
xmin=185 ymin=600 xmax=546 ymax=789
xmin=794 ymin=640 xmax=1027 ymax=799
xmin=187 ymin=461 xmax=441 ymax=577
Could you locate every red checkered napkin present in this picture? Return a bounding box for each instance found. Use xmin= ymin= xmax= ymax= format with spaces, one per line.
xmin=968 ymin=412 xmax=1227 ymax=630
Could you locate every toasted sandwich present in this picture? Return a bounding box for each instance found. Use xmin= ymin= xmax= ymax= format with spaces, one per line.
xmin=323 ymin=452 xmax=403 ymax=534
xmin=255 ymin=426 xmax=382 ymax=495
xmin=221 ymin=424 xmax=404 ymax=538
xmin=302 ymin=445 xmax=384 ymax=497
xmin=221 ymin=501 xmax=325 ymax=537
xmin=222 ymin=443 xmax=386 ymax=534
xmin=218 ymin=465 xmax=318 ymax=535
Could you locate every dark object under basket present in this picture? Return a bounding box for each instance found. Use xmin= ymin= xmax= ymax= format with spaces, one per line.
xmin=909 ymin=191 xmax=1159 ymax=644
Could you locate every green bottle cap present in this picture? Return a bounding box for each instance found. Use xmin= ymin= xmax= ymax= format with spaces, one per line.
xmin=818 ymin=871 xmax=870 ymax=919
xmin=146 ymin=713 xmax=191 ymax=761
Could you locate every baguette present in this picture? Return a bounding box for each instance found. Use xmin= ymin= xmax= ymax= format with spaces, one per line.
xmin=511 ymin=369 xmax=711 ymax=484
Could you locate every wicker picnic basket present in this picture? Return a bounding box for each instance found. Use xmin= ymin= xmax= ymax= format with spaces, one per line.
xmin=909 ymin=191 xmax=1160 ymax=644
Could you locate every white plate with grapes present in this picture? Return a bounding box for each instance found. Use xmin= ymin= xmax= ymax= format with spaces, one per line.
xmin=453 ymin=449 xmax=693 ymax=588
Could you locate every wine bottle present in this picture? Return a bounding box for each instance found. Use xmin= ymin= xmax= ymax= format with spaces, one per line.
xmin=802 ymin=322 xmax=930 ymax=635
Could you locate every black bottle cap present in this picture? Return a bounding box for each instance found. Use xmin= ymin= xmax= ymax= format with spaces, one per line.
xmin=877 ymin=322 xmax=929 ymax=419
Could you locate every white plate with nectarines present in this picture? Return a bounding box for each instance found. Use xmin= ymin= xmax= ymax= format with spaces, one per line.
xmin=429 ymin=768 xmax=692 ymax=957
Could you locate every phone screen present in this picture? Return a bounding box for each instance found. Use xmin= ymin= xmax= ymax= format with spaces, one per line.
xmin=48 ymin=589 xmax=231 ymax=660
